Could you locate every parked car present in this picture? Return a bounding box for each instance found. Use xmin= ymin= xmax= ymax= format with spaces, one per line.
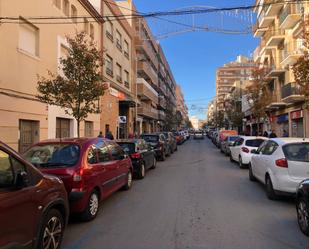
xmin=230 ymin=136 xmax=267 ymax=168
xmin=296 ymin=179 xmax=309 ymax=236
xmin=174 ymin=131 xmax=185 ymax=145
xmin=0 ymin=140 xmax=69 ymax=249
xmin=183 ymin=130 xmax=190 ymax=140
xmin=217 ymin=130 xmax=238 ymax=149
xmin=117 ymin=139 xmax=156 ymax=179
xmin=141 ymin=134 xmax=169 ymax=161
xmin=193 ymin=130 xmax=204 ymax=139
xmin=162 ymin=132 xmax=178 ymax=153
xmin=220 ymin=135 xmax=239 ymax=156
xmin=24 ymin=138 xmax=133 ymax=221
xmin=249 ymin=138 xmax=309 ymax=200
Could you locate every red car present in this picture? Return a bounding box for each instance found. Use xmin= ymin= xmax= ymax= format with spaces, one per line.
xmin=24 ymin=138 xmax=133 ymax=221
xmin=0 ymin=140 xmax=69 ymax=249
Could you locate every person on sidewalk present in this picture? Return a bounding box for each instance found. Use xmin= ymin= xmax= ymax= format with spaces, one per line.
xmin=263 ymin=131 xmax=269 ymax=138
xmin=106 ymin=131 xmax=114 ymax=140
xmin=97 ymin=131 xmax=103 ymax=138
xmin=283 ymin=129 xmax=289 ymax=137
xmin=269 ymin=130 xmax=277 ymax=138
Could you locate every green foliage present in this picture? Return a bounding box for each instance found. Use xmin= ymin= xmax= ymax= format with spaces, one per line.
xmin=37 ymin=32 xmax=104 ymax=137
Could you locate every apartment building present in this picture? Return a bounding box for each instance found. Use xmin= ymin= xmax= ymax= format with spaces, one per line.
xmin=253 ymin=0 xmax=309 ymax=137
xmin=176 ymin=85 xmax=189 ymax=127
xmin=207 ymin=99 xmax=216 ymax=125
xmin=100 ymin=0 xmax=136 ymax=139
xmin=0 ymin=0 xmax=102 ymax=152
xmin=216 ymin=55 xmax=256 ymax=111
xmin=116 ymin=0 xmax=177 ymax=133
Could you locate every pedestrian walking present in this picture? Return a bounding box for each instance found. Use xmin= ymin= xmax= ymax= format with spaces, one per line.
xmin=263 ymin=131 xmax=269 ymax=138
xmin=106 ymin=131 xmax=114 ymax=140
xmin=283 ymin=129 xmax=289 ymax=137
xmin=97 ymin=131 xmax=103 ymax=138
xmin=269 ymin=130 xmax=277 ymax=138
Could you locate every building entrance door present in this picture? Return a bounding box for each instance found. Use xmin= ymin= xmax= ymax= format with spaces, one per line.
xmin=19 ymin=120 xmax=39 ymax=153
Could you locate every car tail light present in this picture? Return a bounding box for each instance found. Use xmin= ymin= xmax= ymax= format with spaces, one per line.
xmin=241 ymin=147 xmax=250 ymax=153
xmin=131 ymin=153 xmax=141 ymax=159
xmin=72 ymin=168 xmax=84 ymax=190
xmin=275 ymin=158 xmax=288 ymax=168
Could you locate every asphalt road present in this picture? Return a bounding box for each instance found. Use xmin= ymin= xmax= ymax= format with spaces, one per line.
xmin=62 ymin=138 xmax=309 ymax=249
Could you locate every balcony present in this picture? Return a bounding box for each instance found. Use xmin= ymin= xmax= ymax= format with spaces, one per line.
xmin=281 ymin=82 xmax=305 ymax=103
xmin=158 ymin=110 xmax=166 ymax=121
xmin=137 ymin=60 xmax=158 ymax=86
xmin=266 ymin=93 xmax=286 ymax=110
xmin=267 ymin=64 xmax=286 ymax=78
xmin=253 ymin=45 xmax=262 ymax=62
xmin=280 ymin=41 xmax=304 ymax=67
xmin=264 ymin=28 xmax=285 ymax=47
xmin=279 ymin=4 xmax=302 ymax=29
xmin=253 ymin=23 xmax=267 ymax=37
xmin=158 ymin=95 xmax=166 ymax=109
xmin=138 ymin=104 xmax=158 ymax=120
xmin=137 ymin=78 xmax=158 ymax=104
xmin=264 ymin=0 xmax=284 ymax=17
xmin=135 ymin=35 xmax=158 ymax=70
xmin=258 ymin=9 xmax=275 ymax=28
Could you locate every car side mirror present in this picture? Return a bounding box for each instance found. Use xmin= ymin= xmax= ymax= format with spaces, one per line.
xmin=251 ymin=149 xmax=257 ymax=154
xmin=15 ymin=171 xmax=29 ymax=189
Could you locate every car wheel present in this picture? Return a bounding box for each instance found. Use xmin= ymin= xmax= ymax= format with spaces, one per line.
xmin=297 ymin=198 xmax=309 ymax=236
xmin=81 ymin=190 xmax=100 ymax=221
xmin=122 ymin=171 xmax=133 ymax=191
xmin=265 ymin=175 xmax=277 ymax=200
xmin=137 ymin=163 xmax=145 ymax=179
xmin=151 ymin=157 xmax=157 ymax=169
xmin=37 ymin=209 xmax=64 ymax=249
xmin=239 ymin=156 xmax=246 ymax=169
xmin=248 ymin=163 xmax=256 ymax=182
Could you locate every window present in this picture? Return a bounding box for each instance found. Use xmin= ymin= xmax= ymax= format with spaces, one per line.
xmin=71 ymin=5 xmax=77 ymax=24
xmin=0 ymin=150 xmax=14 ymax=188
xmin=107 ymin=142 xmax=124 ymax=160
xmin=97 ymin=143 xmax=110 ymax=162
xmin=105 ymin=55 xmax=113 ymax=76
xmin=116 ymin=30 xmax=122 ymax=50
xmin=63 ymin=0 xmax=70 ymax=16
xmin=124 ymin=40 xmax=129 ymax=58
xmin=84 ymin=18 xmax=89 ymax=34
xmin=56 ymin=118 xmax=71 ymax=138
xmin=85 ymin=121 xmax=94 ymax=137
xmin=262 ymin=141 xmax=279 ymax=155
xmin=124 ymin=70 xmax=129 ymax=88
xmin=19 ymin=19 xmax=39 ymax=57
xmin=245 ymin=139 xmax=265 ymax=147
xmin=105 ymin=20 xmax=113 ymax=40
xmin=90 ymin=24 xmax=95 ymax=40
xmin=234 ymin=138 xmax=244 ymax=146
xmin=53 ymin=0 xmax=61 ymax=9
xmin=116 ymin=63 xmax=122 ymax=83
xmin=283 ymin=143 xmax=309 ymax=162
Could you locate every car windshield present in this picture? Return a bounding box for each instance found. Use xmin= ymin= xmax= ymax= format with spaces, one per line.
xmin=118 ymin=143 xmax=136 ymax=154
xmin=283 ymin=143 xmax=309 ymax=162
xmin=24 ymin=143 xmax=80 ymax=167
xmin=245 ymin=139 xmax=265 ymax=147
xmin=141 ymin=135 xmax=158 ymax=142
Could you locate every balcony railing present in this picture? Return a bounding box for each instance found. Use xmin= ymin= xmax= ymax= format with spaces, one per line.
xmin=279 ymin=3 xmax=302 ymax=28
xmin=280 ymin=40 xmax=304 ymax=66
xmin=281 ymin=82 xmax=303 ymax=100
xmin=264 ymin=28 xmax=284 ymax=46
xmin=137 ymin=78 xmax=158 ymax=104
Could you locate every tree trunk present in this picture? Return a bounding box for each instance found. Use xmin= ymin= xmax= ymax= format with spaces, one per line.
xmin=77 ymin=119 xmax=80 ymax=138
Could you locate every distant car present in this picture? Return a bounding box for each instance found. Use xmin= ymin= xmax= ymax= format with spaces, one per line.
xmin=230 ymin=136 xmax=267 ymax=168
xmin=117 ymin=139 xmax=156 ymax=179
xmin=162 ymin=132 xmax=177 ymax=153
xmin=218 ymin=130 xmax=238 ymax=149
xmin=0 ymin=140 xmax=69 ymax=249
xmin=296 ymin=179 xmax=309 ymax=236
xmin=194 ymin=130 xmax=204 ymax=139
xmin=220 ymin=135 xmax=239 ymax=156
xmin=141 ymin=134 xmax=168 ymax=161
xmin=24 ymin=138 xmax=133 ymax=221
xmin=249 ymin=138 xmax=309 ymax=200
xmin=183 ymin=130 xmax=190 ymax=140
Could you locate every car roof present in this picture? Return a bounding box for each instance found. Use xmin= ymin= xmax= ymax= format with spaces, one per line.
xmin=32 ymin=137 xmax=108 ymax=147
xmin=239 ymin=136 xmax=268 ymax=140
xmin=116 ymin=139 xmax=141 ymax=143
xmin=270 ymin=137 xmax=308 ymax=146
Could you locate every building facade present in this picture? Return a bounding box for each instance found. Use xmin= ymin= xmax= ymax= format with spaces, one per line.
xmin=176 ymin=85 xmax=189 ymax=128
xmin=216 ymin=56 xmax=256 ymax=111
xmin=253 ymin=0 xmax=309 ymax=137
xmin=0 ymin=0 xmax=102 ymax=152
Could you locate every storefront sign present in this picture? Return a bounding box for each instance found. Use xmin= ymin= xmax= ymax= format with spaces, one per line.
xmin=110 ymin=87 xmax=119 ymax=97
xmin=277 ymin=114 xmax=288 ymax=123
xmin=118 ymin=116 xmax=127 ymax=124
xmin=290 ymin=110 xmax=303 ymax=120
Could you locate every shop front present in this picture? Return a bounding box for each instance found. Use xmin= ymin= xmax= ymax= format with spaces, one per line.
xmin=290 ymin=110 xmax=304 ymax=138
xmin=277 ymin=113 xmax=289 ymax=137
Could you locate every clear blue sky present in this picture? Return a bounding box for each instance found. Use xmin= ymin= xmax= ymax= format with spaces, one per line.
xmin=133 ymin=0 xmax=259 ymax=119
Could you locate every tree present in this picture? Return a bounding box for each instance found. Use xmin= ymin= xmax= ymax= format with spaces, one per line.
xmin=293 ymin=14 xmax=309 ymax=110
xmin=214 ymin=110 xmax=224 ymax=129
xmin=175 ymin=110 xmax=183 ymax=129
xmin=164 ymin=97 xmax=176 ymax=131
xmin=37 ymin=32 xmax=104 ymax=137
xmin=246 ymin=66 xmax=271 ymax=134
xmin=225 ymin=94 xmax=244 ymax=132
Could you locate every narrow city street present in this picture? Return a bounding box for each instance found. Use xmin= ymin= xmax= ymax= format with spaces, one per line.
xmin=62 ymin=138 xmax=309 ymax=249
